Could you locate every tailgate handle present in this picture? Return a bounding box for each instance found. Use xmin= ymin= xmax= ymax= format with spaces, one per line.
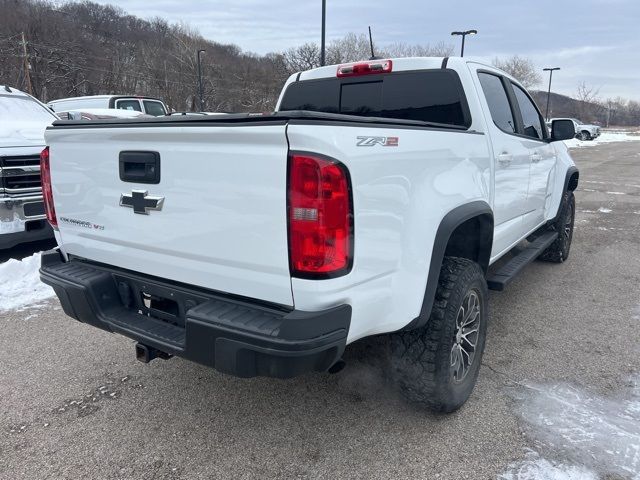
xmin=119 ymin=151 xmax=160 ymax=184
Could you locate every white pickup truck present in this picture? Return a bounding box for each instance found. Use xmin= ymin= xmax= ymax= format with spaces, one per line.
xmin=40 ymin=57 xmax=578 ymax=412
xmin=548 ymin=117 xmax=601 ymax=141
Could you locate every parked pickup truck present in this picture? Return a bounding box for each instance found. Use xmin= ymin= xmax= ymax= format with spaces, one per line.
xmin=48 ymin=95 xmax=168 ymax=117
xmin=0 ymin=86 xmax=56 ymax=249
xmin=40 ymin=57 xmax=578 ymax=412
xmin=548 ymin=117 xmax=601 ymax=141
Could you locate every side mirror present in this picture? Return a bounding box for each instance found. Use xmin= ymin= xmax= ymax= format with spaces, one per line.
xmin=550 ymin=119 xmax=576 ymax=141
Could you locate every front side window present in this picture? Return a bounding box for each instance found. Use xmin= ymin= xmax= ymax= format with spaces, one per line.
xmin=116 ymin=99 xmax=142 ymax=112
xmin=512 ymin=84 xmax=545 ymax=140
xmin=478 ymin=73 xmax=515 ymax=133
xmin=143 ymin=100 xmax=166 ymax=116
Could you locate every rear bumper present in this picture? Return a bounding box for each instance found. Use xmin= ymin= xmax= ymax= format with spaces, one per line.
xmin=40 ymin=250 xmax=350 ymax=378
xmin=0 ymin=195 xmax=53 ymax=249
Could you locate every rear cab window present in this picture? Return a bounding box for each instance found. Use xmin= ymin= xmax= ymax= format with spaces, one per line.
xmin=115 ymin=99 xmax=142 ymax=112
xmin=279 ymin=69 xmax=471 ymax=128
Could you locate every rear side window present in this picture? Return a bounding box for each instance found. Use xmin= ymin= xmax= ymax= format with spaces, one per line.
xmin=143 ymin=100 xmax=166 ymax=116
xmin=116 ymin=99 xmax=142 ymax=112
xmin=280 ymin=70 xmax=470 ymax=127
xmin=478 ymin=73 xmax=515 ymax=133
xmin=511 ymin=84 xmax=546 ymax=140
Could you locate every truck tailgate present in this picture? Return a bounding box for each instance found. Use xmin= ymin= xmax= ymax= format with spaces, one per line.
xmin=45 ymin=124 xmax=293 ymax=306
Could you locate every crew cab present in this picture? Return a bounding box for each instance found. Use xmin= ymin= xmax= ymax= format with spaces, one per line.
xmin=0 ymin=86 xmax=56 ymax=249
xmin=40 ymin=57 xmax=578 ymax=412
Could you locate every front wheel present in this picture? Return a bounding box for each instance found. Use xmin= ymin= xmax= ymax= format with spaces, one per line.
xmin=539 ymin=191 xmax=575 ymax=263
xmin=389 ymin=257 xmax=488 ymax=412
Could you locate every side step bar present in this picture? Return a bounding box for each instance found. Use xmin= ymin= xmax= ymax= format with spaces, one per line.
xmin=487 ymin=231 xmax=558 ymax=291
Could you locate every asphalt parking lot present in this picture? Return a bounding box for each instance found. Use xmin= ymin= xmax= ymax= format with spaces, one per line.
xmin=1 ymin=141 xmax=639 ymax=480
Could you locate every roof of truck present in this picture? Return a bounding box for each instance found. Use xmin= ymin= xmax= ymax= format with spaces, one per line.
xmin=0 ymin=85 xmax=29 ymax=97
xmin=48 ymin=95 xmax=164 ymax=104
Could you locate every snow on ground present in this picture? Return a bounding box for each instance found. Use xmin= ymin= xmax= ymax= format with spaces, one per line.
xmin=507 ymin=375 xmax=640 ymax=479
xmin=0 ymin=253 xmax=55 ymax=313
xmin=499 ymin=450 xmax=597 ymax=480
xmin=564 ymin=131 xmax=640 ymax=148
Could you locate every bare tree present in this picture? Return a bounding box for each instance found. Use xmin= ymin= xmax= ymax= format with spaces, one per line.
xmin=326 ymin=33 xmax=373 ymax=64
xmin=492 ymin=56 xmax=542 ymax=89
xmin=283 ymin=43 xmax=321 ymax=73
xmin=382 ymin=41 xmax=454 ymax=58
xmin=574 ymin=82 xmax=601 ymax=121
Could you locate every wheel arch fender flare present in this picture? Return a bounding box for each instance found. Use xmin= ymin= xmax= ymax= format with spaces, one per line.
xmin=564 ymin=166 xmax=579 ymax=192
xmin=405 ymin=201 xmax=494 ymax=331
xmin=551 ymin=166 xmax=579 ymax=223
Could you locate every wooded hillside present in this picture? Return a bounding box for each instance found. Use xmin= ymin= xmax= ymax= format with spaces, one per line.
xmin=1 ymin=0 xmax=638 ymax=125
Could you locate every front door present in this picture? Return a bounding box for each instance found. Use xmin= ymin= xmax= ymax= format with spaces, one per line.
xmin=508 ymin=82 xmax=557 ymax=232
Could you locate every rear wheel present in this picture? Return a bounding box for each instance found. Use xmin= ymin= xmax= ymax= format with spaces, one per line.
xmin=539 ymin=191 xmax=575 ymax=263
xmin=389 ymin=257 xmax=488 ymax=412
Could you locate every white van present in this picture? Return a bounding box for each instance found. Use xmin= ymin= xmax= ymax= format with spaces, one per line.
xmin=47 ymin=95 xmax=168 ymax=116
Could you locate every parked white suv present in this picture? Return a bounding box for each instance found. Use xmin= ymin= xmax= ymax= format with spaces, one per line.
xmin=0 ymin=86 xmax=57 ymax=249
xmin=40 ymin=57 xmax=578 ymax=412
xmin=48 ymin=95 xmax=167 ymax=117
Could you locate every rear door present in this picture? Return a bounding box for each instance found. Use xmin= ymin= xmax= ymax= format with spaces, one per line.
xmin=46 ymin=123 xmax=294 ymax=306
xmin=475 ymin=71 xmax=531 ymax=256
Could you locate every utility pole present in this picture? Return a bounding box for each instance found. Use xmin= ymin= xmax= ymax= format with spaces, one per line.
xmin=20 ymin=32 xmax=34 ymax=95
xmin=197 ymin=49 xmax=205 ymax=111
xmin=320 ymin=0 xmax=326 ymax=66
xmin=543 ymin=67 xmax=560 ymax=121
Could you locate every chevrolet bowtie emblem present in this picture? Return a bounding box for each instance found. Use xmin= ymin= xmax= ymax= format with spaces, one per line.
xmin=119 ymin=190 xmax=164 ymax=215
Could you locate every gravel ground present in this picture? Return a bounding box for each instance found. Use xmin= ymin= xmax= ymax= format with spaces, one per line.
xmin=1 ymin=141 xmax=639 ymax=479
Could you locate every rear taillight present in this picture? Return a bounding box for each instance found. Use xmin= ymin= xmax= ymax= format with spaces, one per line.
xmin=288 ymin=153 xmax=353 ymax=278
xmin=40 ymin=146 xmax=57 ymax=229
xmin=337 ymin=59 xmax=392 ymax=77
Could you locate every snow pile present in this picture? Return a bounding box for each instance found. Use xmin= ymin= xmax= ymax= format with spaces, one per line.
xmin=499 ymin=450 xmax=597 ymax=480
xmin=564 ymin=131 xmax=640 ymax=148
xmin=509 ymin=378 xmax=640 ymax=479
xmin=0 ymin=253 xmax=55 ymax=312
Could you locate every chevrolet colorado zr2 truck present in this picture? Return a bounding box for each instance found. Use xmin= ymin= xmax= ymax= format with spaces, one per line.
xmin=39 ymin=57 xmax=578 ymax=412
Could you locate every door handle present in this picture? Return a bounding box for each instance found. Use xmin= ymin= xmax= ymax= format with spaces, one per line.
xmin=119 ymin=151 xmax=161 ymax=184
xmin=530 ymin=153 xmax=542 ymax=163
xmin=497 ymin=153 xmax=512 ymax=166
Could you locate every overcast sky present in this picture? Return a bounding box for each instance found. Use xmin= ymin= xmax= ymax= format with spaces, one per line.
xmin=87 ymin=0 xmax=640 ymax=100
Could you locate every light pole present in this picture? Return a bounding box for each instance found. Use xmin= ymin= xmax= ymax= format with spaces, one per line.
xmin=320 ymin=0 xmax=326 ymax=66
xmin=451 ymin=30 xmax=477 ymax=57
xmin=197 ymin=49 xmax=206 ymax=111
xmin=543 ymin=67 xmax=560 ymax=121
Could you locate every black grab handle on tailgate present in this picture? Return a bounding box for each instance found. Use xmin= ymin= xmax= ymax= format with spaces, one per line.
xmin=119 ymin=151 xmax=161 ymax=184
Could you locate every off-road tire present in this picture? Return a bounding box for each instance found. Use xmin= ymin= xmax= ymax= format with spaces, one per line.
xmin=539 ymin=191 xmax=575 ymax=263
xmin=389 ymin=257 xmax=488 ymax=413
